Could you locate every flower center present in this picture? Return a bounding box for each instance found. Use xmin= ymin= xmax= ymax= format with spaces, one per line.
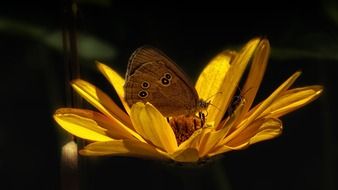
xmin=169 ymin=115 xmax=203 ymax=145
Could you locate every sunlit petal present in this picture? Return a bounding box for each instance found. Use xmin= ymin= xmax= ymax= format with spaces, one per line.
xmin=199 ymin=100 xmax=246 ymax=157
xmin=222 ymin=71 xmax=300 ymax=144
xmin=195 ymin=50 xmax=234 ymax=110
xmin=79 ymin=140 xmax=169 ymax=160
xmin=208 ymin=144 xmax=247 ymax=157
xmin=71 ymin=80 xmax=144 ymax=142
xmin=244 ymin=71 xmax=302 ymax=122
xmin=235 ymin=39 xmax=270 ymax=123
xmin=130 ymin=102 xmax=178 ymax=153
xmin=210 ymin=38 xmax=261 ymax=127
xmin=225 ymin=118 xmax=282 ymax=147
xmin=194 ymin=127 xmax=212 ymax=154
xmin=170 ymin=148 xmax=199 ymax=162
xmin=71 ymin=79 xmax=130 ymax=125
xmin=198 ymin=118 xmax=229 ymax=155
xmin=248 ymin=120 xmax=282 ymax=144
xmin=244 ymin=71 xmax=301 ymax=125
xmin=210 ymin=118 xmax=282 ymax=156
xmin=55 ymin=108 xmax=141 ymax=140
xmin=261 ymin=85 xmax=323 ymax=118
xmin=54 ymin=108 xmax=113 ymax=142
xmin=96 ymin=62 xmax=131 ymax=114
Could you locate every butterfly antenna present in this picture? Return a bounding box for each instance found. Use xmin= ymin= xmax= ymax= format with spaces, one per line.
xmin=209 ymin=102 xmax=222 ymax=112
xmin=205 ymin=91 xmax=223 ymax=101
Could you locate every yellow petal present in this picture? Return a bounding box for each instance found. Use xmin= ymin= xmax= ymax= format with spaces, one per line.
xmin=210 ymin=118 xmax=282 ymax=156
xmin=54 ymin=108 xmax=113 ymax=142
xmin=198 ymin=119 xmax=235 ymax=157
xmin=225 ymin=118 xmax=282 ymax=147
xmin=177 ymin=127 xmax=204 ymax=150
xmin=71 ymin=80 xmax=144 ymax=142
xmin=54 ymin=108 xmax=139 ymax=140
xmin=209 ymin=143 xmax=250 ymax=157
xmin=261 ymin=85 xmax=323 ymax=118
xmin=222 ymin=71 xmax=300 ymax=144
xmin=198 ymin=100 xmax=245 ymax=157
xmin=96 ymin=62 xmax=131 ymax=114
xmin=130 ymin=102 xmax=178 ymax=153
xmin=195 ymin=50 xmax=233 ymax=106
xmin=197 ymin=128 xmax=218 ymax=157
xmin=71 ymin=79 xmax=130 ymax=125
xmin=79 ymin=140 xmax=169 ymax=160
xmin=235 ymin=39 xmax=270 ymax=123
xmin=207 ymin=145 xmax=233 ymax=156
xmin=170 ymin=148 xmax=199 ymax=162
xmin=209 ymin=38 xmax=261 ymax=126
xmin=246 ymin=71 xmax=302 ymax=121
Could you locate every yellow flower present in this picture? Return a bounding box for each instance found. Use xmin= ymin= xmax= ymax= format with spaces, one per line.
xmin=54 ymin=38 xmax=323 ymax=163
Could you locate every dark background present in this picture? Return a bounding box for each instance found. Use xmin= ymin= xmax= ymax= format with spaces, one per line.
xmin=1 ymin=0 xmax=337 ymax=190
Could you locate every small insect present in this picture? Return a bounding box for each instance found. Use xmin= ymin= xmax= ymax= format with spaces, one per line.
xmin=226 ymin=87 xmax=253 ymax=116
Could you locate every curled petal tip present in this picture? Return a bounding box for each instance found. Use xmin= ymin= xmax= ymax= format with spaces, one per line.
xmin=295 ymin=70 xmax=302 ymax=76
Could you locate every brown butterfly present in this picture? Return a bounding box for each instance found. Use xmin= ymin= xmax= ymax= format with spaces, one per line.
xmin=124 ymin=46 xmax=209 ymax=117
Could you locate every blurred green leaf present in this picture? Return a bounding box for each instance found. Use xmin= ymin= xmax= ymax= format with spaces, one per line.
xmin=44 ymin=32 xmax=117 ymax=60
xmin=322 ymin=0 xmax=338 ymax=26
xmin=271 ymin=32 xmax=338 ymax=61
xmin=0 ymin=18 xmax=117 ymax=60
xmin=0 ymin=18 xmax=45 ymax=38
xmin=80 ymin=0 xmax=112 ymax=6
xmin=271 ymin=47 xmax=338 ymax=61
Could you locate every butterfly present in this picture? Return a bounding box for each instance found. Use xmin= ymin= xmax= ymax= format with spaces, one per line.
xmin=123 ymin=46 xmax=209 ymax=117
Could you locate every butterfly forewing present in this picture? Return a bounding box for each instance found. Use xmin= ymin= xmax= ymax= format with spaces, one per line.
xmin=124 ymin=46 xmax=200 ymax=116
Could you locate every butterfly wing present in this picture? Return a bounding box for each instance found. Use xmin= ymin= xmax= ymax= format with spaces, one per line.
xmin=124 ymin=46 xmax=199 ymax=116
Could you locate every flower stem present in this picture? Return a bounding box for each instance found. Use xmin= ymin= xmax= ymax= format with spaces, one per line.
xmin=165 ymin=160 xmax=232 ymax=190
xmin=61 ymin=0 xmax=82 ymax=189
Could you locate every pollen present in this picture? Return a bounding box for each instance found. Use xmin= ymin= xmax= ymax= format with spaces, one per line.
xmin=169 ymin=115 xmax=203 ymax=145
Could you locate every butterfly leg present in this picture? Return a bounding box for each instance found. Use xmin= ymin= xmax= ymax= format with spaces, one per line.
xmin=198 ymin=112 xmax=206 ymax=127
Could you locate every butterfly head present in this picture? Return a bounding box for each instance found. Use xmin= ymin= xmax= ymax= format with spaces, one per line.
xmin=197 ymin=99 xmax=211 ymax=111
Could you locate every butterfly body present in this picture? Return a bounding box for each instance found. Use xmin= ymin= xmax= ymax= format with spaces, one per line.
xmin=124 ymin=46 xmax=209 ymax=117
